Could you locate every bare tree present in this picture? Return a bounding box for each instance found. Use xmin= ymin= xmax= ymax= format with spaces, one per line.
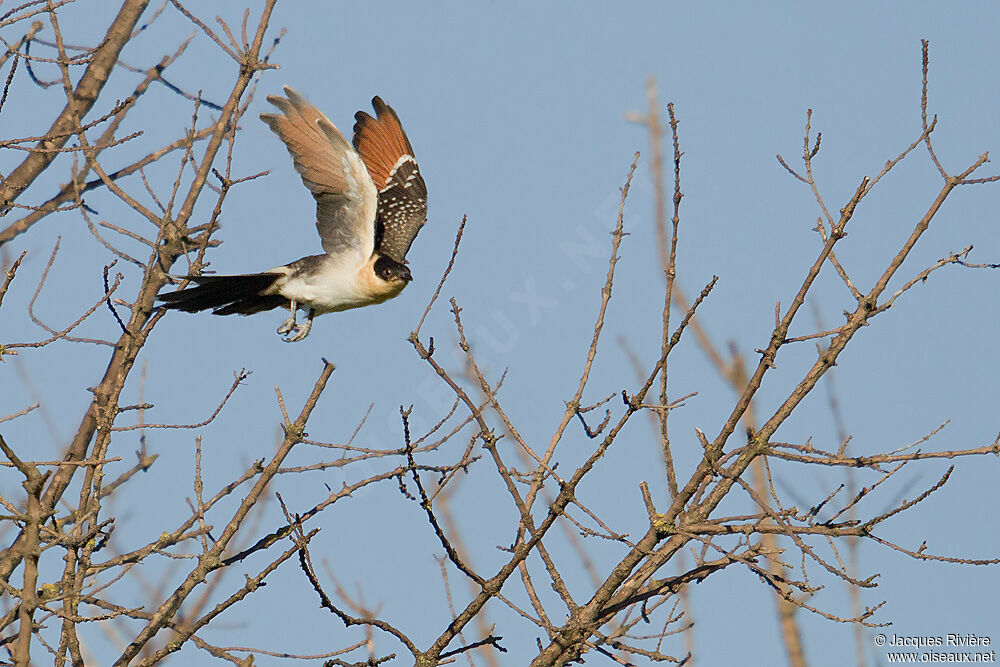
xmin=0 ymin=2 xmax=997 ymax=664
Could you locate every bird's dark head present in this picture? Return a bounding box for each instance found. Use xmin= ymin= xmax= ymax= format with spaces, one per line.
xmin=374 ymin=255 xmax=412 ymax=284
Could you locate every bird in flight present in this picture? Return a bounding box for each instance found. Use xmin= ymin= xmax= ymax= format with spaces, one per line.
xmin=159 ymin=88 xmax=427 ymax=342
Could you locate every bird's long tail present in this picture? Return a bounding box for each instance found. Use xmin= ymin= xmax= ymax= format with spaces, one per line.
xmin=158 ymin=273 xmax=288 ymax=315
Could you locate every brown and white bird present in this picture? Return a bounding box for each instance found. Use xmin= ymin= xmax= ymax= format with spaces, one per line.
xmin=159 ymin=88 xmax=427 ymax=342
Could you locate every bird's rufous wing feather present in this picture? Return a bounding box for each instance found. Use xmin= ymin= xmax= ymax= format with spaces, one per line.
xmin=260 ymin=87 xmax=377 ymax=257
xmin=353 ymin=97 xmax=427 ymax=264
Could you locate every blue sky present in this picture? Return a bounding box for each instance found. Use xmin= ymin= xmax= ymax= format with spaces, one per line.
xmin=2 ymin=2 xmax=999 ymax=665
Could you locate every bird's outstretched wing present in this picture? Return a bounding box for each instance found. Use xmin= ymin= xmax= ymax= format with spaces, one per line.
xmin=260 ymin=87 xmax=377 ymax=258
xmin=353 ymin=97 xmax=427 ymax=264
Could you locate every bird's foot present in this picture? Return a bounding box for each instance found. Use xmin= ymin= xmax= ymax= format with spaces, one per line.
xmin=277 ymin=315 xmax=297 ymax=335
xmin=281 ymin=312 xmax=313 ymax=343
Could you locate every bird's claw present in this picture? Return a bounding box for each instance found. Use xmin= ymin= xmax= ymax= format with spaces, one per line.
xmin=278 ymin=304 xmax=312 ymax=342
xmin=281 ymin=326 xmax=310 ymax=343
xmin=280 ymin=319 xmax=312 ymax=343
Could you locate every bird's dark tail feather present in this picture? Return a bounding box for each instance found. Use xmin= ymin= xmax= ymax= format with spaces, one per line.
xmin=158 ymin=273 xmax=288 ymax=316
